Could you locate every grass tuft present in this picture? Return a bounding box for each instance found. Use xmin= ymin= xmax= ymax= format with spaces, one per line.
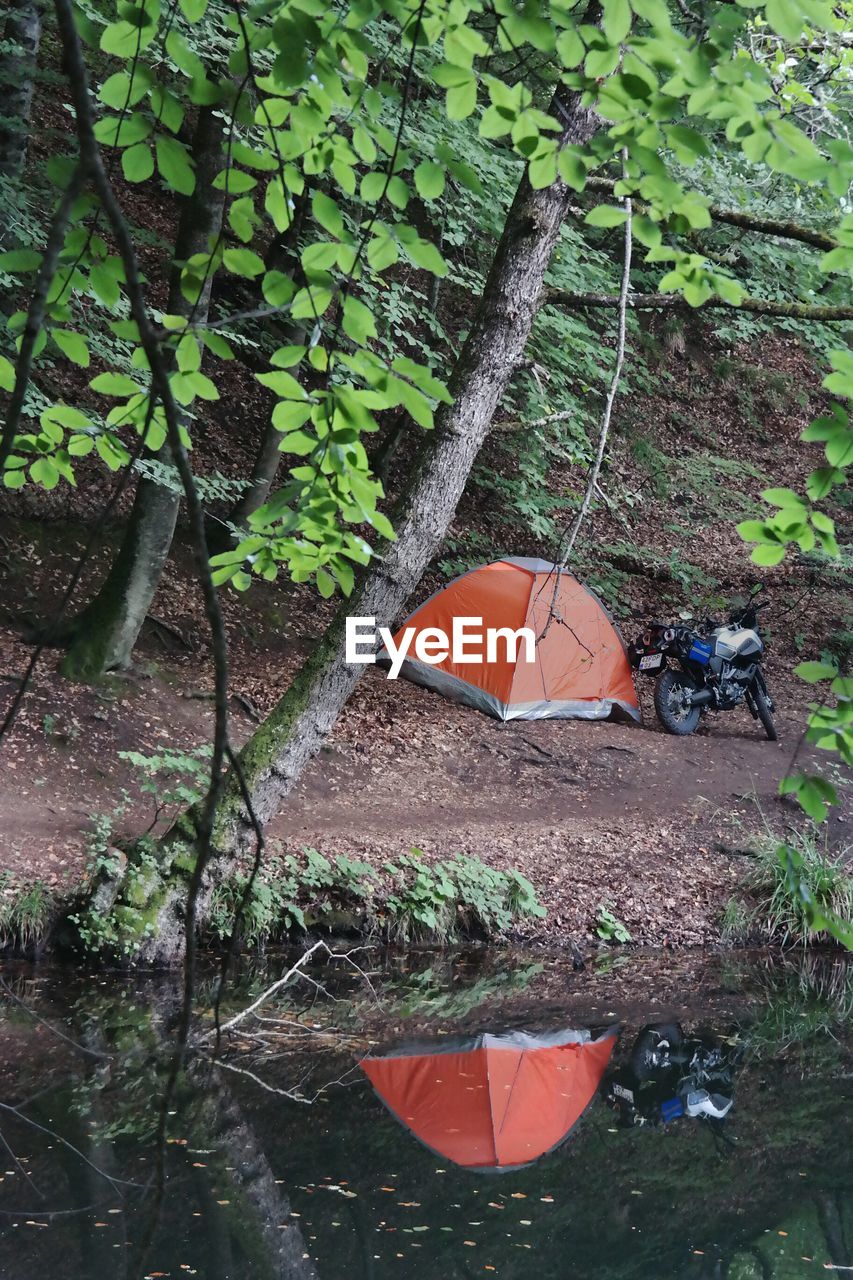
xmin=0 ymin=876 xmax=56 ymax=952
xmin=723 ymin=829 xmax=853 ymax=948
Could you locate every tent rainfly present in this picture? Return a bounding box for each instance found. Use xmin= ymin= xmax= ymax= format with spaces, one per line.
xmin=360 ymin=1027 xmax=618 ymax=1172
xmin=385 ymin=558 xmax=640 ymax=723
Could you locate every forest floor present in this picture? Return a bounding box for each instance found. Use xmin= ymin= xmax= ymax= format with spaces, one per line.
xmin=0 ymin=523 xmax=848 ymax=948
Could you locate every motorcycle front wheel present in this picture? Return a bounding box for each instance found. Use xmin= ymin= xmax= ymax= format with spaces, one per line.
xmin=654 ymin=670 xmax=701 ymax=736
xmin=749 ymin=681 xmax=777 ymax=742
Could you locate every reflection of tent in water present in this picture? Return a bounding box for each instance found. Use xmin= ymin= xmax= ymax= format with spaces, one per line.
xmin=359 ymin=1027 xmax=618 ymax=1172
xmin=385 ymin=558 xmax=640 ymax=724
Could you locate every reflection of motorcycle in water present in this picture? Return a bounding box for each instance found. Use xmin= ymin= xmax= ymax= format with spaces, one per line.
xmin=602 ymin=1023 xmax=743 ymax=1128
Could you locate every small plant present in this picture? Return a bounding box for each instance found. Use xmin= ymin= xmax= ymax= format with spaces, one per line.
xmin=119 ymin=745 xmax=212 ymax=833
xmin=0 ymin=875 xmax=56 ymax=952
xmin=595 ymin=903 xmax=632 ymax=944
xmin=382 ymin=851 xmax=546 ymax=943
xmin=384 ymin=852 xmax=459 ymax=942
xmin=206 ymin=850 xmax=379 ymax=948
xmin=203 ymin=848 xmax=546 ymax=948
xmin=726 ymin=829 xmax=852 ymax=948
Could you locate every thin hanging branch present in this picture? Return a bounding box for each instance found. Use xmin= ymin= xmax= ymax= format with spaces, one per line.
xmin=544 ymin=288 xmax=853 ymax=322
xmin=561 ymin=158 xmax=633 ymax=564
xmin=535 ymin=153 xmax=633 ymax=647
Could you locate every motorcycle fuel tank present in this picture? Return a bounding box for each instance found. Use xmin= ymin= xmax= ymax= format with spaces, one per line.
xmin=712 ymin=625 xmax=763 ymax=660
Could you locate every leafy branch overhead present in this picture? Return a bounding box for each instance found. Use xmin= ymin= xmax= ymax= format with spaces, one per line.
xmin=1 ymin=0 xmax=850 ymax=602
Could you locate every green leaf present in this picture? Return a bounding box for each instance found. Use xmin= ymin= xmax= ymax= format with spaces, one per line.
xmin=270 ymin=345 xmax=307 ymax=368
xmin=52 ymin=329 xmax=90 ymax=367
xmin=312 ymin=192 xmax=345 ymax=239
xmin=0 ymin=249 xmax=42 ymax=273
xmin=556 ymin=28 xmax=585 ymax=68
xmin=93 ymin=113 xmax=151 ymax=148
xmin=737 ymin=519 xmax=770 ymax=542
xmin=99 ymin=67 xmax=152 ymax=109
xmin=765 ymin=0 xmax=811 ymax=40
xmin=585 ymin=205 xmax=628 ymax=228
xmin=794 ymin=661 xmax=838 ymax=684
xmin=413 ymin=161 xmax=445 ymax=200
xmin=360 ymin=171 xmax=386 ymax=203
xmin=401 ymin=237 xmax=448 ymax=277
xmin=279 ymin=430 xmax=317 ymax=455
xmin=121 ymin=142 xmax=154 ymax=183
xmin=447 ymin=78 xmax=477 ymax=120
xmin=30 ymin=457 xmax=60 ymax=490
xmin=316 ymin=567 xmax=336 ymax=598
xmin=603 ymin=0 xmax=632 ymax=45
xmin=258 ymin=369 xmax=308 ymax=399
xmin=179 ymin=0 xmax=208 ymax=21
xmin=342 ymin=296 xmax=377 ymax=344
xmin=271 ymin=401 xmax=313 ymax=431
xmin=156 ymin=136 xmax=195 ymax=195
xmin=762 ymin=487 xmax=806 ymax=509
xmin=751 ymin=543 xmax=786 ymax=566
xmin=223 ymin=247 xmax=265 ymax=278
xmin=90 ymin=372 xmax=141 ymax=396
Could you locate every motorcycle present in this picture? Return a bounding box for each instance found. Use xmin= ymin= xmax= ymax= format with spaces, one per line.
xmin=602 ymin=1022 xmax=742 ymax=1129
xmin=628 ymin=587 xmax=777 ymax=740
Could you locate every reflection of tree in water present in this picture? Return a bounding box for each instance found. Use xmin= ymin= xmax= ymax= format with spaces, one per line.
xmin=0 ymin=951 xmax=850 ymax=1280
xmin=0 ymin=979 xmax=320 ymax=1279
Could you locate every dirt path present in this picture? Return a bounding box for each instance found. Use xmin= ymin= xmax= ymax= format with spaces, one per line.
xmin=1 ymin=635 xmax=843 ymax=946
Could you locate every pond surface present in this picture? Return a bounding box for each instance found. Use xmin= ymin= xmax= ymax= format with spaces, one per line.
xmin=0 ymin=948 xmax=850 ymax=1279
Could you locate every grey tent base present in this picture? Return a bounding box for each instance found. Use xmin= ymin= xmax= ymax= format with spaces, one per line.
xmin=388 ymin=656 xmax=642 ymax=724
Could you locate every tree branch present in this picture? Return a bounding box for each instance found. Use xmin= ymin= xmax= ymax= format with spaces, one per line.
xmin=544 ymin=288 xmax=853 ymax=322
xmin=584 ymin=176 xmax=838 ymax=252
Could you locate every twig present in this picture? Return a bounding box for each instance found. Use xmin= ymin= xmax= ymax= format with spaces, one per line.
xmin=216 ymin=940 xmax=331 ymax=1034
xmin=206 ymin=1057 xmax=313 ymax=1102
xmin=0 ymin=1103 xmax=140 ymax=1190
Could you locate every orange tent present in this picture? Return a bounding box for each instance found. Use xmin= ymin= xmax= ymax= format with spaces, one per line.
xmin=386 ymin=558 xmax=639 ymax=723
xmin=360 ymin=1027 xmax=618 ymax=1172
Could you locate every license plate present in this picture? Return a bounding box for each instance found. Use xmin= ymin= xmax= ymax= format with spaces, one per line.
xmin=639 ymin=653 xmax=663 ymax=670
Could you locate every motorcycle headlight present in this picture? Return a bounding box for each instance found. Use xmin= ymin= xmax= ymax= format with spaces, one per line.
xmin=664 ymin=628 xmax=675 ymax=642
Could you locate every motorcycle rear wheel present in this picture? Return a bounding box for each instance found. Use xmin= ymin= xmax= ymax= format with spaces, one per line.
xmin=654 ymin=670 xmax=701 ymax=736
xmin=750 ymin=682 xmax=777 ymax=742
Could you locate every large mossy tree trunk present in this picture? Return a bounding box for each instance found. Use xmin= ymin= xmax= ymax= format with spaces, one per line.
xmin=59 ymin=106 xmax=226 ymax=680
xmin=0 ymin=0 xmax=41 ymax=187
xmin=113 ymin=92 xmax=598 ymax=965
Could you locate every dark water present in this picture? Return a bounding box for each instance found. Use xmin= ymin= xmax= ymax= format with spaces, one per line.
xmin=0 ymin=948 xmax=850 ymax=1279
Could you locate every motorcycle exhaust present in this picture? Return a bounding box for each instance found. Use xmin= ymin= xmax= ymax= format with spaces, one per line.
xmin=689 ymin=689 xmax=714 ymax=708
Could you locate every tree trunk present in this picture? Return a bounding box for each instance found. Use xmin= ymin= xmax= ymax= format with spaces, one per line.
xmin=117 ymin=90 xmax=598 ymax=964
xmin=60 ymin=106 xmax=226 ymax=680
xmin=0 ymin=0 xmax=41 ymax=186
xmin=190 ymin=1062 xmax=321 ymax=1279
xmin=221 ymin=94 xmax=598 ymax=847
